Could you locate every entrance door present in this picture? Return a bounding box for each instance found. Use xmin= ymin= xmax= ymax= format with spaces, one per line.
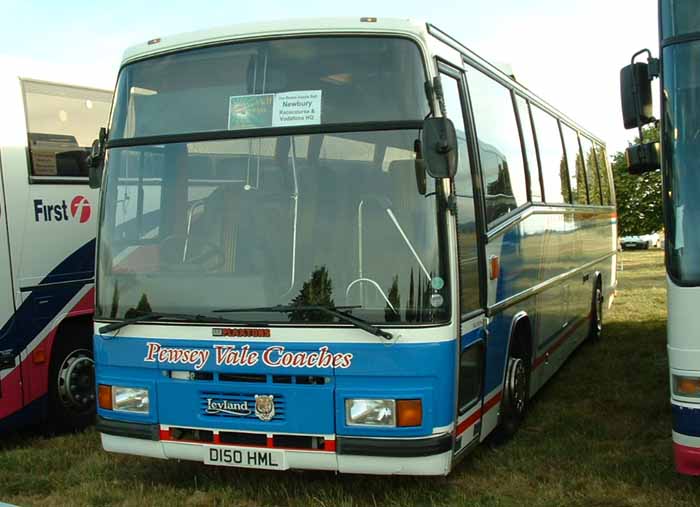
xmin=437 ymin=64 xmax=487 ymax=451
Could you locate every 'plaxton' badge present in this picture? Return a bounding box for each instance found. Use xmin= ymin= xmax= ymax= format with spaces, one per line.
xmin=212 ymin=328 xmax=271 ymax=338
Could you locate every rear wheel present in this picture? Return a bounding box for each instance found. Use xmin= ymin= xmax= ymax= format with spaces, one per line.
xmin=588 ymin=281 xmax=603 ymax=341
xmin=48 ymin=322 xmax=95 ymax=432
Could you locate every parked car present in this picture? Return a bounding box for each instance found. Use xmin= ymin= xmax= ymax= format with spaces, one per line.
xmin=620 ymin=233 xmax=661 ymax=250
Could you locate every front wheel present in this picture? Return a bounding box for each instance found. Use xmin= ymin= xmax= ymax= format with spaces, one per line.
xmin=496 ymin=354 xmax=530 ymax=440
xmin=49 ymin=328 xmax=95 ymax=432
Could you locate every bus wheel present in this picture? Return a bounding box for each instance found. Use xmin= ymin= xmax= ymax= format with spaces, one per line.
xmin=588 ymin=281 xmax=603 ymax=341
xmin=497 ymin=353 xmax=530 ymax=440
xmin=49 ymin=327 xmax=95 ymax=432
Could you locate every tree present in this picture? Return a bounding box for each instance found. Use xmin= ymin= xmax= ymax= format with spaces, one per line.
xmin=290 ymin=266 xmax=335 ymax=322
xmin=611 ymin=125 xmax=663 ymax=236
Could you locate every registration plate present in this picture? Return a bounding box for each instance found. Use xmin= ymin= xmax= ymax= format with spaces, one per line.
xmin=204 ymin=445 xmax=288 ymax=470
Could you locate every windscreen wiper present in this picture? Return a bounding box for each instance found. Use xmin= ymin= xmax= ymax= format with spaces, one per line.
xmin=213 ymin=305 xmax=394 ymax=340
xmin=98 ymin=311 xmax=248 ymax=335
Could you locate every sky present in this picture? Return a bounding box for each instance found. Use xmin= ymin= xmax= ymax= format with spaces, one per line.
xmin=1 ymin=0 xmax=659 ymax=153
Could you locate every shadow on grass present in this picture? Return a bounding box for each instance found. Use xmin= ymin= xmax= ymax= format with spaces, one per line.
xmin=103 ymin=454 xmax=454 ymax=506
xmin=0 ymin=419 xmax=95 ymax=452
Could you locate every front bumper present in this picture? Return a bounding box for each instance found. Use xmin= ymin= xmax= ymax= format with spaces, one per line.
xmin=97 ymin=417 xmax=453 ymax=475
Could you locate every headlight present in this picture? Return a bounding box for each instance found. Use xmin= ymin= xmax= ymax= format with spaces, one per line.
xmin=345 ymin=399 xmax=396 ymax=426
xmin=673 ymin=375 xmax=700 ymax=398
xmin=112 ymin=386 xmax=150 ymax=413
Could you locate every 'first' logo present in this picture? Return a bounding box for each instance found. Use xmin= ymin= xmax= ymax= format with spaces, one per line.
xmin=70 ymin=196 xmax=91 ymax=223
xmin=34 ymin=195 xmax=91 ymax=223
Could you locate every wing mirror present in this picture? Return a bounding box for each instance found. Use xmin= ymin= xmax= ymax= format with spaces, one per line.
xmin=620 ymin=62 xmax=655 ymax=130
xmin=88 ymin=127 xmax=108 ymax=189
xmin=625 ymin=142 xmax=660 ymax=174
xmin=421 ymin=117 xmax=458 ymax=179
xmin=620 ymin=49 xmax=660 ymax=175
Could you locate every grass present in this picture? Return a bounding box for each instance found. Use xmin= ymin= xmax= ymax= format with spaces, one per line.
xmin=1 ymin=249 xmax=695 ymax=506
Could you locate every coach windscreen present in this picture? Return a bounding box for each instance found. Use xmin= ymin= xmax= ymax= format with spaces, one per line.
xmin=96 ymin=36 xmax=451 ymax=326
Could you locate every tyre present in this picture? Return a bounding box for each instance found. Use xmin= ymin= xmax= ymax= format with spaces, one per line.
xmin=494 ymin=345 xmax=530 ymax=441
xmin=48 ymin=322 xmax=95 ymax=432
xmin=588 ymin=280 xmax=603 ymax=341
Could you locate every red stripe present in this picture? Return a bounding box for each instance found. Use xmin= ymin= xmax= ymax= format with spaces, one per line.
xmin=456 ymin=391 xmax=503 ymax=437
xmin=0 ymin=367 xmax=23 ymax=420
xmin=266 ymin=436 xmax=274 ymax=448
xmin=674 ymin=442 xmax=700 ymax=475
xmin=532 ymin=313 xmax=590 ymax=371
xmin=68 ymin=287 xmax=95 ymax=316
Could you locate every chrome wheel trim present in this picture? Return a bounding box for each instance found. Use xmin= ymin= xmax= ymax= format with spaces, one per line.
xmin=505 ymin=357 xmax=527 ymax=415
xmin=595 ymin=287 xmax=603 ymax=334
xmin=57 ymin=348 xmax=95 ymax=413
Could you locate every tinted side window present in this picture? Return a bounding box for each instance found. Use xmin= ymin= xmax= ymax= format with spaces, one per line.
xmin=466 ymin=67 xmax=526 ymax=223
xmin=580 ymin=136 xmax=602 ymax=205
xmin=531 ymin=106 xmax=569 ymax=203
xmin=515 ymin=96 xmax=542 ymax=202
xmin=561 ymin=125 xmax=587 ymax=205
xmin=441 ymin=72 xmax=480 ymax=314
xmin=22 ymin=80 xmax=112 ymax=180
xmin=595 ymin=143 xmax=613 ymax=205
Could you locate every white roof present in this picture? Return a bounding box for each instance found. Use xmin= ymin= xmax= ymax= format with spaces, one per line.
xmin=122 ymin=17 xmax=428 ymax=65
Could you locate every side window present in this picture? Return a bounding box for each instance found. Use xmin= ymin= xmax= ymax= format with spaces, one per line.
xmin=458 ymin=343 xmax=484 ymax=411
xmin=561 ymin=124 xmax=587 ymax=205
xmin=440 ymin=71 xmax=480 ymax=314
xmin=580 ymin=136 xmax=602 ymax=205
xmin=466 ymin=67 xmax=527 ymax=223
xmin=595 ymin=143 xmax=613 ymax=205
xmin=531 ymin=105 xmax=569 ymax=203
xmin=515 ymin=96 xmax=542 ymax=202
xmin=21 ymin=79 xmax=112 ymax=181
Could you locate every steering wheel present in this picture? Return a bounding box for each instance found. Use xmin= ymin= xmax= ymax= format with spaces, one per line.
xmin=345 ymin=277 xmax=399 ymax=315
xmin=159 ymin=234 xmax=226 ymax=271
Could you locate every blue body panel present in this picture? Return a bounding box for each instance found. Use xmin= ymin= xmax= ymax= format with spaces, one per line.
xmin=95 ymin=335 xmax=457 ymax=437
xmin=673 ymin=404 xmax=700 ymax=438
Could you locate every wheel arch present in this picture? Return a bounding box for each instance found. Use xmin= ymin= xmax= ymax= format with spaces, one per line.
xmin=504 ymin=311 xmax=534 ymax=370
xmin=50 ymin=314 xmax=93 ymax=358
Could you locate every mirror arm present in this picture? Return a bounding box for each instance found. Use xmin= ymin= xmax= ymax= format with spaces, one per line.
xmin=433 ymin=76 xmax=447 ymax=117
xmin=446 ymin=193 xmax=457 ymax=216
xmin=630 ymin=49 xmax=660 ymax=141
xmin=424 ymin=80 xmax=436 ymax=117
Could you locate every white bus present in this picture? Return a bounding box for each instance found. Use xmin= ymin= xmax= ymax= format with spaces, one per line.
xmin=92 ymin=18 xmax=616 ymax=475
xmin=0 ymin=68 xmax=111 ymax=431
xmin=620 ymin=0 xmax=700 ymax=475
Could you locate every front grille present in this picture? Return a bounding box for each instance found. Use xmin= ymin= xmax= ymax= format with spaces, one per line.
xmin=273 ymin=434 xmax=326 ymax=450
xmin=169 ymin=371 xmax=332 ymax=385
xmin=219 ymin=373 xmax=266 ymax=383
xmin=200 ymin=391 xmax=285 ymax=421
xmin=163 ymin=427 xmax=330 ymax=451
xmin=220 ymin=431 xmax=267 ymax=446
xmin=169 ymin=427 xmax=214 ymax=443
